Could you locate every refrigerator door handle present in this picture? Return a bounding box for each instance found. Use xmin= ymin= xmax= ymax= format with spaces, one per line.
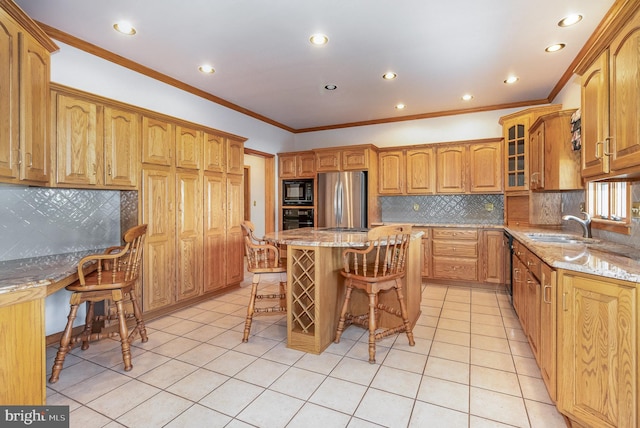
xmin=337 ymin=180 xmax=343 ymax=224
xmin=333 ymin=181 xmax=340 ymax=224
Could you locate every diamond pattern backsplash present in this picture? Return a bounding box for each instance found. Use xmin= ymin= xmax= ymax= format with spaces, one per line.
xmin=379 ymin=194 xmax=504 ymax=224
xmin=0 ymin=186 xmax=132 ymax=261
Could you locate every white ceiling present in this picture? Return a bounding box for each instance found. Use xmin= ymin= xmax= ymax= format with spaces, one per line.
xmin=15 ymin=0 xmax=614 ymax=131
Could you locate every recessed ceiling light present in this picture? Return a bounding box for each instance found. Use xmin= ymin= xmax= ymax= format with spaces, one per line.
xmin=462 ymin=94 xmax=473 ymax=101
xmin=545 ymin=43 xmax=566 ymax=53
xmin=382 ymin=72 xmax=397 ymax=80
xmin=309 ymin=34 xmax=329 ymax=46
xmin=395 ymin=104 xmax=406 ymax=110
xmin=324 ymin=84 xmax=337 ymax=90
xmin=198 ymin=65 xmax=215 ymax=74
xmin=504 ymin=76 xmax=519 ymax=84
xmin=558 ymin=14 xmax=583 ymax=27
xmin=113 ymin=21 xmax=136 ymax=35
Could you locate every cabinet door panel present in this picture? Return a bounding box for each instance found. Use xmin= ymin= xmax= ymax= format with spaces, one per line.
xmin=20 ymin=34 xmax=49 ymax=183
xmin=378 ymin=151 xmax=404 ymax=194
xmin=470 ymin=142 xmax=502 ymax=192
xmin=204 ymin=173 xmax=226 ymax=293
xmin=227 ymin=138 xmax=244 ymax=174
xmin=55 ymin=94 xmax=98 ymax=185
xmin=142 ymin=117 xmax=173 ymax=166
xmin=581 ymin=51 xmax=610 ymax=178
xmin=406 ymin=148 xmax=435 ymax=194
xmin=436 ymin=145 xmax=466 ymax=193
xmin=142 ymin=168 xmax=175 ymax=310
xmin=176 ymin=126 xmax=201 ymax=169
xmin=176 ymin=171 xmax=203 ymax=301
xmin=559 ymin=272 xmax=636 ymax=428
xmin=0 ymin=18 xmax=19 ymax=180
xmin=104 ymin=107 xmax=138 ymax=187
xmin=204 ymin=132 xmax=225 ymax=172
xmin=610 ymin=16 xmax=640 ymax=172
xmin=226 ymin=174 xmax=244 ymax=285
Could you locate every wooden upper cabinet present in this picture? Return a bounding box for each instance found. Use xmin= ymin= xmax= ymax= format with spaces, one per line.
xmin=436 ymin=145 xmax=466 ymax=194
xmin=342 ymin=147 xmax=369 ymax=170
xmin=378 ymin=150 xmax=404 ymax=194
xmin=529 ymin=110 xmax=582 ymax=191
xmin=142 ymin=116 xmax=173 ymax=166
xmin=581 ymin=51 xmax=610 ymax=178
xmin=0 ymin=16 xmax=19 ymax=180
xmin=406 ymin=148 xmax=435 ymax=194
xmin=54 ymin=93 xmax=99 ymax=186
xmin=609 ymin=11 xmax=640 ymax=174
xmin=226 ymin=137 xmax=244 ymax=174
xmin=315 ymin=150 xmax=341 ymax=172
xmin=469 ymin=141 xmax=502 ymax=193
xmin=103 ymin=106 xmax=138 ymax=188
xmin=502 ymin=116 xmax=529 ymax=192
xmin=20 ymin=30 xmax=51 ymax=183
xmin=175 ymin=125 xmax=202 ymax=170
xmin=204 ymin=131 xmax=226 ymax=172
xmin=278 ymin=151 xmax=314 ymax=178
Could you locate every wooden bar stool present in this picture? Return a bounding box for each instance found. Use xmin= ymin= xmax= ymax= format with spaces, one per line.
xmin=334 ymin=224 xmax=415 ymax=363
xmin=241 ymin=221 xmax=287 ymax=342
xmin=49 ymin=224 xmax=148 ymax=383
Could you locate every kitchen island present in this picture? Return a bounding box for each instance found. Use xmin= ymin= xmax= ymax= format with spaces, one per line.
xmin=264 ymin=227 xmax=423 ymax=354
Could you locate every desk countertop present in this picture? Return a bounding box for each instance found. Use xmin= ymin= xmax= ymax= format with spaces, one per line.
xmin=0 ymin=250 xmax=103 ymax=296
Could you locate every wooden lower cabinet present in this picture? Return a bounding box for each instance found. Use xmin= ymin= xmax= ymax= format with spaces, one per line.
xmin=225 ymin=173 xmax=245 ymax=286
xmin=421 ymin=227 xmax=503 ymax=286
xmin=176 ymin=170 xmax=203 ymax=301
xmin=539 ymin=263 xmax=557 ymax=402
xmin=141 ymin=167 xmax=176 ymax=311
xmin=203 ymin=172 xmax=227 ymax=293
xmin=557 ymin=270 xmax=637 ymax=428
xmin=0 ymin=288 xmax=46 ymax=405
xmin=432 ymin=228 xmax=478 ymax=281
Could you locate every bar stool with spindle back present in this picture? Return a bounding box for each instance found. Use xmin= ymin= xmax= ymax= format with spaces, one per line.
xmin=49 ymin=224 xmax=148 ymax=383
xmin=241 ymin=221 xmax=287 ymax=342
xmin=334 ymin=224 xmax=415 ymax=363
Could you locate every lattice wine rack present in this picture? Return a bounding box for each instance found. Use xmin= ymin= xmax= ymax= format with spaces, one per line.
xmin=289 ymin=248 xmax=316 ymax=335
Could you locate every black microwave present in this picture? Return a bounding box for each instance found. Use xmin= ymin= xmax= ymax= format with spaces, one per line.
xmin=283 ymin=179 xmax=313 ymax=206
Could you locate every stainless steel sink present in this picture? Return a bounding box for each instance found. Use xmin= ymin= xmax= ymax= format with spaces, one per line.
xmin=524 ymin=233 xmax=588 ymax=244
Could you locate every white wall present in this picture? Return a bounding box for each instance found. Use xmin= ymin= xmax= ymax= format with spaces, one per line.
xmin=50 ymin=42 xmax=296 ymax=154
xmin=244 ymin=154 xmax=267 ymax=237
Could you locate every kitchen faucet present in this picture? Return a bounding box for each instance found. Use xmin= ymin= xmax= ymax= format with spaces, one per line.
xmin=562 ymin=211 xmax=592 ymax=238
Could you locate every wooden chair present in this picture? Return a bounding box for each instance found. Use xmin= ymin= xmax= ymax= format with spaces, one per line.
xmin=241 ymin=221 xmax=287 ymax=342
xmin=49 ymin=224 xmax=148 ymax=383
xmin=334 ymin=224 xmax=415 ymax=363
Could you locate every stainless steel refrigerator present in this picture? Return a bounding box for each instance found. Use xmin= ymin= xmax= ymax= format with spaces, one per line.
xmin=317 ymin=171 xmax=367 ymax=230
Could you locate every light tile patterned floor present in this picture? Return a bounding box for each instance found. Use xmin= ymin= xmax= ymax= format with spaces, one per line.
xmin=46 ymin=275 xmax=567 ymax=428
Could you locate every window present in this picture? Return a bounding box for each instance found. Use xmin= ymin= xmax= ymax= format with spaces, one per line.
xmin=587 ymin=181 xmax=631 ymax=234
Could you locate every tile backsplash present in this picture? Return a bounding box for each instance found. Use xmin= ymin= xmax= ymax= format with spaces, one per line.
xmin=379 ymin=194 xmax=504 ymax=224
xmin=0 ymin=185 xmax=136 ymax=261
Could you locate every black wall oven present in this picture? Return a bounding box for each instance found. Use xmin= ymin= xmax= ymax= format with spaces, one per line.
xmin=283 ymin=208 xmax=314 ymax=230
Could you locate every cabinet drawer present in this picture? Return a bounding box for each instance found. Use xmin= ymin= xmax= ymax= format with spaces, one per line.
xmin=432 ymin=240 xmax=478 ymax=258
xmin=432 ymin=228 xmax=478 ymax=240
xmin=433 ymin=257 xmax=478 ymax=281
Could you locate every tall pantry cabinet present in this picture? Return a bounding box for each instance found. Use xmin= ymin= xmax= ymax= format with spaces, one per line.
xmin=141 ymin=115 xmax=246 ymax=314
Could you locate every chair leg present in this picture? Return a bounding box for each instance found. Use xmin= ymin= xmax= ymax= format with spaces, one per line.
xmin=49 ymin=304 xmax=79 ymax=383
xmin=81 ymin=301 xmax=95 ymax=350
xmin=368 ymin=292 xmax=377 ymax=364
xmin=335 ymin=283 xmax=354 ymax=343
xmin=129 ymin=287 xmax=148 ymax=343
xmin=279 ymin=275 xmax=287 ymax=310
xmin=395 ymin=279 xmax=415 ymax=347
xmin=242 ymin=273 xmax=260 ymax=342
xmin=115 ymin=298 xmax=133 ymax=371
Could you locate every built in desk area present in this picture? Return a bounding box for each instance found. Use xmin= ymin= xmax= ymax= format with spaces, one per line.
xmin=0 ymin=250 xmax=101 ymax=405
xmin=263 ymin=227 xmax=423 ymax=354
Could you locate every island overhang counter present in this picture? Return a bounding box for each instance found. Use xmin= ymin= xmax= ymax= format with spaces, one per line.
xmin=263 ymin=227 xmax=423 ymax=354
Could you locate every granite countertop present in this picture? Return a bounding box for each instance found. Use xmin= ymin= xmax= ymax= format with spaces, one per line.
xmin=505 ymin=226 xmax=640 ymax=283
xmin=374 ymin=222 xmax=503 ymax=229
xmin=0 ymin=250 xmax=105 ymax=295
xmin=264 ymin=227 xmax=423 ymax=247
